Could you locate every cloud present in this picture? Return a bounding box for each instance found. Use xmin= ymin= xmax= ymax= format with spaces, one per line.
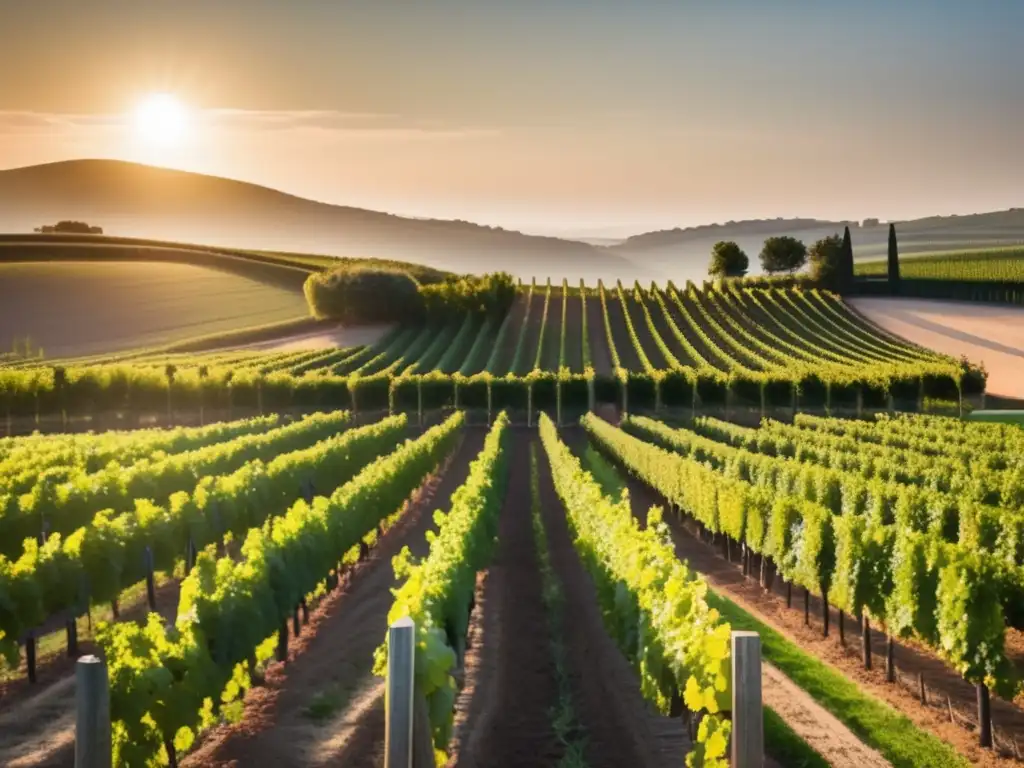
xmin=0 ymin=108 xmax=497 ymax=140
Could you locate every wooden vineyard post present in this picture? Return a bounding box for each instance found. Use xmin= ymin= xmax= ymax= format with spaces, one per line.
xmin=144 ymin=546 xmax=157 ymax=611
xmin=822 ymin=594 xmax=829 ymax=638
xmin=587 ymin=376 xmax=595 ymax=414
xmin=839 ymin=611 xmax=845 ymax=646
xmin=75 ymin=655 xmax=111 ymax=768
xmin=385 ymin=617 xmax=434 ymax=768
xmin=26 ymin=631 xmax=37 ymax=683
xmin=527 ymin=383 xmax=533 ymax=428
xmin=886 ymin=635 xmax=895 ymax=683
xmin=862 ymin=616 xmax=872 ymax=671
xmin=856 ymin=386 xmax=864 ymax=418
xmin=556 ymin=381 xmax=563 ymax=427
xmin=417 ymin=380 xmax=423 ymax=429
xmin=731 ymin=631 xmax=764 ymax=768
xmin=67 ymin=618 xmax=79 ymax=657
xmin=918 ymin=673 xmax=927 ymax=705
xmin=978 ymin=683 xmax=993 ymax=748
xmin=276 ymin=620 xmax=288 ymax=662
xmin=803 ymin=587 xmax=810 ymax=627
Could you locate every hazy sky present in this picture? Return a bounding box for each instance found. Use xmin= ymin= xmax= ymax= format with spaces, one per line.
xmin=2 ymin=0 xmax=1023 ymax=237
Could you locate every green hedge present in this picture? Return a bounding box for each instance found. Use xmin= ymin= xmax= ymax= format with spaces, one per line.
xmin=0 ymin=362 xmax=981 ymax=422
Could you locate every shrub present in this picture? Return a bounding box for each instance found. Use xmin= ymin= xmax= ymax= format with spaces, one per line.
xmin=419 ymin=272 xmax=517 ymax=322
xmin=303 ymin=266 xmax=424 ymax=324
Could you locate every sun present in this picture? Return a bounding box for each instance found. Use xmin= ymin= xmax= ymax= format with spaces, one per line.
xmin=132 ymin=93 xmax=189 ymax=145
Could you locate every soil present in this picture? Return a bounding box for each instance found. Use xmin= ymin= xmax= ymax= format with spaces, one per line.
xmin=583 ymin=291 xmax=614 ymax=376
xmin=492 ymin=293 xmax=532 ymax=376
xmin=234 ymin=323 xmax=394 ymax=353
xmin=179 ymin=431 xmax=484 ymax=768
xmin=562 ymin=294 xmax=585 ymax=373
xmin=850 ymin=297 xmax=1024 ymax=399
xmin=603 ymin=293 xmax=643 ymax=370
xmin=515 ymin=289 xmax=547 ymax=375
xmin=446 ymin=433 xmax=562 ymax=767
xmin=608 ymin=444 xmax=1024 ymax=767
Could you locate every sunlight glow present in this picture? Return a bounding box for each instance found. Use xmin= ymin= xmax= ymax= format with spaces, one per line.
xmin=132 ymin=93 xmax=189 ymax=145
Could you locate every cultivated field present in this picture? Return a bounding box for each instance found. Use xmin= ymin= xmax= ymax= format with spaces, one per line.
xmin=0 ymin=261 xmax=310 ymax=357
xmin=856 ymin=247 xmax=1024 ymax=283
xmin=852 ymin=297 xmax=1024 ymax=399
xmin=0 ymin=266 xmax=1018 ymax=768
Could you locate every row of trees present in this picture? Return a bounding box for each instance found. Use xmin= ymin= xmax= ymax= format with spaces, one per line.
xmin=708 ymin=224 xmax=903 ymax=294
xmin=33 ymin=220 xmax=103 ymax=234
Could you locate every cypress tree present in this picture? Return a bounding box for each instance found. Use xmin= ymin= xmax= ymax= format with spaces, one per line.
xmin=840 ymin=225 xmax=854 ymax=294
xmin=887 ymin=223 xmax=901 ymax=295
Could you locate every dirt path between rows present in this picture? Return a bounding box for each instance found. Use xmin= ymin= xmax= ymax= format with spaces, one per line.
xmin=180 ymin=431 xmax=485 ymax=768
xmin=584 ymin=292 xmax=614 ymax=376
xmin=539 ymin=432 xmax=692 ymax=768
xmin=851 ymin=297 xmax=1024 ymax=399
xmin=599 ymin=431 xmax=1023 ymax=767
xmin=447 ymin=432 xmax=562 ymax=767
xmin=762 ymin=662 xmax=890 ymax=768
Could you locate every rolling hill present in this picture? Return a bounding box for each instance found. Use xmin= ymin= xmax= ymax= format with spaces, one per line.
xmin=0 ymin=159 xmax=636 ymax=283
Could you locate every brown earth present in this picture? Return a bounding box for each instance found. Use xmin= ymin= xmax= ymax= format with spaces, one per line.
xmin=491 ymin=292 xmax=532 ymax=376
xmin=446 ymin=433 xmax=562 ymax=767
xmin=584 ymin=291 xmax=614 ymax=376
xmin=562 ymin=294 xmax=585 ymax=373
xmin=851 ymin=297 xmax=1024 ymax=399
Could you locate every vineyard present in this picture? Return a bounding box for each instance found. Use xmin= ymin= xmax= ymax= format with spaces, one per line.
xmin=5 ymin=391 xmax=1024 ymax=767
xmin=0 ymin=281 xmax=984 ymax=435
xmin=857 ymin=247 xmax=1024 ymax=284
xmin=1 ymin=274 xmax=1017 ymax=767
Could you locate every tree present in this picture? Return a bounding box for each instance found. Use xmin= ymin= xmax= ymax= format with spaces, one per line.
xmin=887 ymin=223 xmax=901 ymax=295
xmin=759 ymin=236 xmax=807 ymax=274
xmin=808 ymin=234 xmax=844 ymax=290
xmin=708 ymin=241 xmax=750 ymax=278
xmin=839 ymin=226 xmax=855 ymax=294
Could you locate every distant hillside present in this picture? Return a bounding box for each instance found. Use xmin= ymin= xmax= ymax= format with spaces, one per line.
xmin=615 ymin=218 xmax=857 ymax=251
xmin=612 ymin=210 xmax=1024 ymax=285
xmin=0 ymin=159 xmax=636 ymax=283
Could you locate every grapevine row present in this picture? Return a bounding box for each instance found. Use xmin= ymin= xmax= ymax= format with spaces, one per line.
xmin=586 ymin=414 xmax=1023 ymax=699
xmin=374 ymin=411 xmax=509 ymax=757
xmin=0 ymin=414 xmax=408 ymax=665
xmin=542 ymin=412 xmax=732 ymax=767
xmin=97 ymin=411 xmax=465 ymax=766
xmin=0 ymin=410 xmax=351 ymax=556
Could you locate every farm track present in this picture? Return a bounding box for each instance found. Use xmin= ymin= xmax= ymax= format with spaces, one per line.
xmin=180 ymin=430 xmax=485 ymax=768
xmin=446 ymin=433 xmax=561 ymax=767
xmin=562 ymin=294 xmax=585 ymax=373
xmin=851 ymin=297 xmax=1024 ymax=399
xmin=583 ymin=293 xmax=614 ymax=376
xmin=607 ymin=438 xmax=1024 ymax=767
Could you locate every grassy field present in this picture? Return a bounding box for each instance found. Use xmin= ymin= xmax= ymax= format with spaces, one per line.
xmin=0 ymin=261 xmax=309 ymax=357
xmin=856 ymin=246 xmax=1024 ymax=282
